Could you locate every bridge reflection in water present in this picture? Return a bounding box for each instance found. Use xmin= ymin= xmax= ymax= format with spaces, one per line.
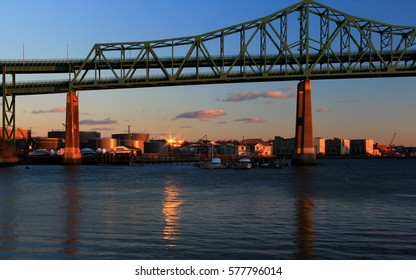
xmin=162 ymin=178 xmax=184 ymax=248
xmin=293 ymin=166 xmax=316 ymax=259
xmin=62 ymin=166 xmax=81 ymax=256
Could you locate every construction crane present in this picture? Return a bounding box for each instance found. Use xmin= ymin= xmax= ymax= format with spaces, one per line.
xmin=387 ymin=132 xmax=397 ymax=156
xmin=389 ymin=132 xmax=396 ymax=148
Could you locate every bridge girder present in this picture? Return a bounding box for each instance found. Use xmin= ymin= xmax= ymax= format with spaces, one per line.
xmin=68 ymin=0 xmax=416 ymax=89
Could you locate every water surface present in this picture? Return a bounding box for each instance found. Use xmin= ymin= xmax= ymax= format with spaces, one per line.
xmin=1 ymin=159 xmax=415 ymax=259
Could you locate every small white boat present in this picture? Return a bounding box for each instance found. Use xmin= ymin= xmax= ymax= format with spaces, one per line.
xmin=28 ymin=149 xmax=53 ymax=157
xmin=200 ymin=157 xmax=226 ymax=169
xmin=238 ymin=158 xmax=252 ymax=169
xmin=81 ymin=148 xmax=97 ymax=155
xmin=96 ymin=148 xmax=108 ymax=154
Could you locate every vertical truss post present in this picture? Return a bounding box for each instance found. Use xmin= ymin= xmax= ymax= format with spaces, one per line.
xmin=171 ymin=41 xmax=175 ymax=78
xmin=121 ymin=46 xmax=125 ymax=80
xmin=381 ymin=28 xmax=392 ymax=53
xmin=381 ymin=28 xmax=393 ymax=65
xmin=2 ymin=67 xmax=16 ymax=140
xmin=260 ymin=20 xmax=267 ymax=73
xmin=145 ymin=43 xmax=150 ymax=82
xmin=299 ymin=3 xmax=309 ymax=77
xmin=220 ymin=31 xmax=225 ymax=75
xmin=195 ymin=37 xmax=200 ymax=79
xmin=299 ymin=6 xmax=307 ymax=57
xmin=320 ymin=10 xmax=329 ymax=50
xmin=320 ymin=10 xmax=330 ymax=72
xmin=280 ymin=13 xmax=287 ymax=73
xmin=239 ymin=28 xmax=245 ymax=76
xmin=94 ymin=47 xmax=101 ymax=83
xmin=340 ymin=21 xmax=351 ymax=68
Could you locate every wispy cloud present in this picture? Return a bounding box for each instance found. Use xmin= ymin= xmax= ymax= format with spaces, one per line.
xmin=234 ymin=117 xmax=265 ymax=123
xmin=317 ymin=107 xmax=332 ymax=113
xmin=336 ymin=99 xmax=359 ymax=103
xmin=220 ymin=90 xmax=291 ymax=102
xmin=80 ymin=117 xmax=117 ymax=125
xmin=91 ymin=127 xmax=115 ymax=131
xmin=172 ymin=109 xmax=226 ymax=121
xmin=180 ymin=125 xmax=193 ymax=129
xmin=32 ymin=107 xmax=66 ymax=114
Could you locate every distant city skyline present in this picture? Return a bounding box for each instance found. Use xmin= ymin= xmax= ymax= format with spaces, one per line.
xmin=1 ymin=0 xmax=415 ymax=146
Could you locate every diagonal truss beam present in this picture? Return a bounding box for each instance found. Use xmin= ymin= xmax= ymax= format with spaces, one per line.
xmin=67 ymin=0 xmax=416 ymax=91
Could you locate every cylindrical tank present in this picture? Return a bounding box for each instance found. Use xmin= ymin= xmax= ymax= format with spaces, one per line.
xmin=33 ymin=137 xmax=62 ymax=150
xmin=120 ymin=140 xmax=144 ymax=151
xmin=88 ymin=138 xmax=118 ymax=150
xmin=144 ymin=141 xmax=168 ymax=154
xmin=112 ymin=133 xmax=150 ymax=142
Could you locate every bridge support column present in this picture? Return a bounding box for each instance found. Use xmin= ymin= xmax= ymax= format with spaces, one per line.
xmin=63 ymin=91 xmax=81 ymax=165
xmin=293 ymin=80 xmax=317 ymax=166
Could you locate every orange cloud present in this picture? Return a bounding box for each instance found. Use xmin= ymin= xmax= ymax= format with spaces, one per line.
xmin=234 ymin=117 xmax=265 ymax=123
xmin=317 ymin=107 xmax=332 ymax=113
xmin=80 ymin=117 xmax=117 ymax=125
xmin=32 ymin=107 xmax=66 ymax=114
xmin=220 ymin=90 xmax=291 ymax=102
xmin=172 ymin=109 xmax=226 ymax=121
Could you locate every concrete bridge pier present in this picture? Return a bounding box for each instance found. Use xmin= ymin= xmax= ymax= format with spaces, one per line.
xmin=63 ymin=91 xmax=81 ymax=165
xmin=292 ymin=80 xmax=317 ymax=166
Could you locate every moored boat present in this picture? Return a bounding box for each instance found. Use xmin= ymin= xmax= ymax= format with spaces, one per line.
xmin=199 ymin=157 xmax=226 ymax=169
xmin=237 ymin=158 xmax=252 ymax=169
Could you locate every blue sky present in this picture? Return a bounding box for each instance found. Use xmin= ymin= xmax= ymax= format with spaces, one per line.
xmin=1 ymin=0 xmax=416 ymax=146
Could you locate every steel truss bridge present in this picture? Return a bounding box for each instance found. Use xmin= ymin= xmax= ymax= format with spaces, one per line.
xmin=1 ymin=0 xmax=416 ymax=159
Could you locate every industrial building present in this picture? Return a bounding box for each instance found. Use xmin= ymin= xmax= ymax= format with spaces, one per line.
xmin=314 ymin=137 xmax=326 ymax=155
xmin=350 ymin=139 xmax=374 ymax=156
xmin=273 ymin=136 xmax=295 ymax=158
xmin=48 ymin=130 xmax=101 ymax=149
xmin=325 ymin=138 xmax=350 ymax=156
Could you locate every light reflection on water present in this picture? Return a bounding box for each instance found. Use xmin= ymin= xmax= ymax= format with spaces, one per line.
xmin=0 ymin=159 xmax=416 ymax=259
xmin=62 ymin=167 xmax=81 ymax=256
xmin=162 ymin=177 xmax=184 ymax=247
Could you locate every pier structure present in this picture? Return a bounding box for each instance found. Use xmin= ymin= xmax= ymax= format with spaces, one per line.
xmin=2 ymin=1 xmax=416 ymax=165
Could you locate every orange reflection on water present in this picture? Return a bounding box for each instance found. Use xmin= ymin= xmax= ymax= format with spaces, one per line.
xmin=63 ymin=167 xmax=81 ymax=256
xmin=162 ymin=179 xmax=184 ymax=247
xmin=295 ymin=196 xmax=315 ymax=259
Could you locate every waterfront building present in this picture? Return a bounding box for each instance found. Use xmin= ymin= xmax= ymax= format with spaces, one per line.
xmin=325 ymin=138 xmax=350 ymax=156
xmin=32 ymin=137 xmax=64 ymax=150
xmin=314 ymin=137 xmax=326 ymax=155
xmin=350 ymin=139 xmax=374 ymax=156
xmin=273 ymin=136 xmax=295 ymax=158
xmin=48 ymin=130 xmax=101 ymax=149
xmin=144 ymin=140 xmax=169 ymax=154
xmin=238 ymin=139 xmax=272 ymax=156
xmin=215 ymin=141 xmax=238 ymax=155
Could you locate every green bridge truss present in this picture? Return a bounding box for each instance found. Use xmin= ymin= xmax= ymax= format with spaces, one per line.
xmin=2 ymin=0 xmax=416 ymax=139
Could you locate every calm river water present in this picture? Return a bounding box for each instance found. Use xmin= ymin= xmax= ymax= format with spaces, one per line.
xmin=0 ymin=159 xmax=415 ymax=259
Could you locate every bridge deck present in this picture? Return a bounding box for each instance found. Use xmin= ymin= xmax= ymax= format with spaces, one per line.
xmin=2 ymin=51 xmax=416 ymax=95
